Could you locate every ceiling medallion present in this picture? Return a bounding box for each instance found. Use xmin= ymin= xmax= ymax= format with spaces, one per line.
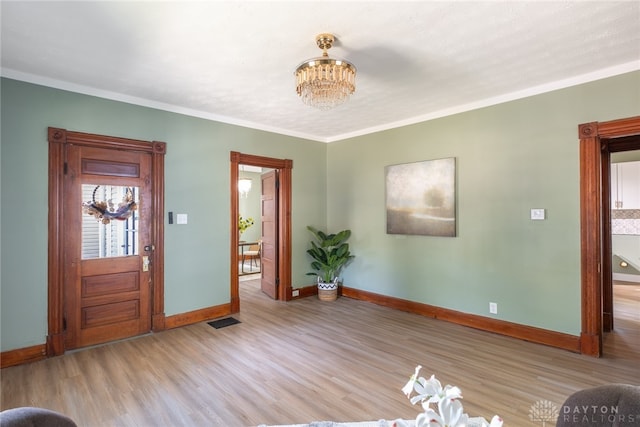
xmin=294 ymin=33 xmax=356 ymax=110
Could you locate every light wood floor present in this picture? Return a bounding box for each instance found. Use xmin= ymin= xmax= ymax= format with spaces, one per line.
xmin=1 ymin=281 xmax=638 ymax=426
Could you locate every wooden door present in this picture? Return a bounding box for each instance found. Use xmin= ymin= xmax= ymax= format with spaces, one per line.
xmin=64 ymin=145 xmax=152 ymax=349
xmin=260 ymin=170 xmax=278 ymax=299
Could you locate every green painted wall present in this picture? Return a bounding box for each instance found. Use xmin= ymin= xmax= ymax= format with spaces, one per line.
xmin=1 ymin=72 xmax=638 ymax=352
xmin=0 ymin=78 xmax=326 ymax=351
xmin=327 ymin=71 xmax=640 ymax=335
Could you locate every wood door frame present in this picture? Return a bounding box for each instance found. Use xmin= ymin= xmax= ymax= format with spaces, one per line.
xmin=47 ymin=127 xmax=166 ymax=357
xmin=579 ymin=116 xmax=640 ymax=357
xmin=230 ymin=152 xmax=292 ymax=309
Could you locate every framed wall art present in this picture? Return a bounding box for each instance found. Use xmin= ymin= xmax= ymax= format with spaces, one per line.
xmin=385 ymin=157 xmax=456 ymax=237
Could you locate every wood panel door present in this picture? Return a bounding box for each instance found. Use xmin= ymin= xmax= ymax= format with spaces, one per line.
xmin=63 ymin=145 xmax=153 ymax=349
xmin=260 ymin=170 xmax=278 ymax=299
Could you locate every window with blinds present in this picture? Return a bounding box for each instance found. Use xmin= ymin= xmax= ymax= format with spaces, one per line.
xmin=81 ymin=184 xmax=139 ymax=259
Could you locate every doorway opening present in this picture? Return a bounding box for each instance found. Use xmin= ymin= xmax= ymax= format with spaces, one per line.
xmin=238 ymin=165 xmax=265 ymax=279
xmin=605 ymin=144 xmax=640 ymax=353
xmin=229 ymin=152 xmax=292 ymax=313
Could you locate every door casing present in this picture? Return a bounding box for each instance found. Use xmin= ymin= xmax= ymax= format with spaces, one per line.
xmin=230 ymin=152 xmax=292 ymax=309
xmin=47 ymin=127 xmax=166 ymax=356
xmin=578 ymin=116 xmax=640 ymax=357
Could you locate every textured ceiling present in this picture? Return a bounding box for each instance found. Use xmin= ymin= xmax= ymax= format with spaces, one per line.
xmin=1 ymin=1 xmax=639 ymax=142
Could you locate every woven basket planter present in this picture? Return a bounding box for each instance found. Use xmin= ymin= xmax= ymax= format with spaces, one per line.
xmin=317 ymin=279 xmax=339 ymax=302
xmin=318 ymin=287 xmax=338 ymax=301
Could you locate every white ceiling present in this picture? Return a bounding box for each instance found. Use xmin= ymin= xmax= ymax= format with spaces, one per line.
xmin=2 ymin=1 xmax=639 ymax=143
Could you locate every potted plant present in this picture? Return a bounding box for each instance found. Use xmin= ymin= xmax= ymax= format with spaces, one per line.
xmin=238 ymin=215 xmax=254 ymax=240
xmin=306 ymin=226 xmax=355 ymax=301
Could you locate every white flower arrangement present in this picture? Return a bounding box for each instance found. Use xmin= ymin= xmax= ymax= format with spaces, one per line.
xmin=395 ymin=366 xmax=503 ymax=427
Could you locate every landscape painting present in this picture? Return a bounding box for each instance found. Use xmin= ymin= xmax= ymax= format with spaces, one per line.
xmin=385 ymin=158 xmax=456 ymax=237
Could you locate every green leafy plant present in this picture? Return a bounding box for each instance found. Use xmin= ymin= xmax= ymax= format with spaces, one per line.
xmin=306 ymin=226 xmax=355 ymax=284
xmin=238 ymin=215 xmax=254 ymax=234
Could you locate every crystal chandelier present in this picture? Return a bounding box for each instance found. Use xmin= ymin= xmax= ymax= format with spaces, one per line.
xmin=238 ymin=178 xmax=252 ymax=198
xmin=294 ymin=33 xmax=356 ymax=110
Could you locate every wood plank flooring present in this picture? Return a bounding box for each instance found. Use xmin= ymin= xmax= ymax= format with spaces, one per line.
xmin=1 ymin=280 xmax=639 ymax=426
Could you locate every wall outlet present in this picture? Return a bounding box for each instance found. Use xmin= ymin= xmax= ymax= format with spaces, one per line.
xmin=489 ymin=302 xmax=498 ymax=314
xmin=292 ymin=289 xmax=300 ymax=297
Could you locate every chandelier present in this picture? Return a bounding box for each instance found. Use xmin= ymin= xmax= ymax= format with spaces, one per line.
xmin=238 ymin=178 xmax=252 ymax=198
xmin=294 ymin=33 xmax=356 ymax=110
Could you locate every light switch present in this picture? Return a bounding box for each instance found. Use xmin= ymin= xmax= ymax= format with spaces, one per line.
xmin=530 ymin=208 xmax=545 ymax=220
xmin=176 ymin=213 xmax=188 ymax=224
